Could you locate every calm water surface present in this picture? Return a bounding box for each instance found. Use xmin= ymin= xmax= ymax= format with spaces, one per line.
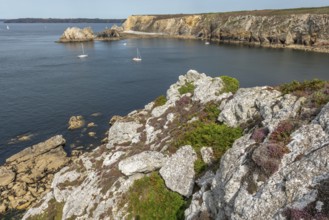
xmin=1 ymin=22 xmax=329 ymax=164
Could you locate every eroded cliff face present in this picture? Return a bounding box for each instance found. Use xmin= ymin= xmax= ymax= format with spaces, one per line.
xmin=123 ymin=13 xmax=329 ymax=51
xmin=18 ymin=70 xmax=329 ymax=220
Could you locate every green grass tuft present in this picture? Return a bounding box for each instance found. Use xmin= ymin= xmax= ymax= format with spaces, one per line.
xmin=153 ymin=95 xmax=167 ymax=108
xmin=127 ymin=172 xmax=186 ymax=220
xmin=220 ymin=76 xmax=240 ymax=94
xmin=178 ymin=82 xmax=195 ymax=95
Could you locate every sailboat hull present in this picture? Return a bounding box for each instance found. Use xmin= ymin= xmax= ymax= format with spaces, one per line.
xmin=78 ymin=54 xmax=88 ymax=58
xmin=133 ymin=58 xmax=142 ymax=61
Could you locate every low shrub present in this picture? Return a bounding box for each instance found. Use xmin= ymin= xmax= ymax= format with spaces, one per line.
xmin=278 ymin=79 xmax=329 ymax=111
xmin=178 ymin=81 xmax=195 ymax=95
xmin=199 ymin=102 xmax=221 ymax=123
xmin=153 ymin=95 xmax=167 ymax=108
xmin=127 ymin=172 xmax=185 ymax=220
xmin=269 ymin=120 xmax=300 ymax=145
xmin=251 ymin=127 xmax=270 ymax=143
xmin=279 ymin=79 xmax=325 ymax=96
xmin=220 ymin=76 xmax=240 ymax=94
xmin=174 ymin=122 xmax=243 ymax=173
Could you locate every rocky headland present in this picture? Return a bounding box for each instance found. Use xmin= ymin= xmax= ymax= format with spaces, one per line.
xmin=59 ymin=7 xmax=329 ymax=53
xmin=1 ymin=69 xmax=328 ymax=219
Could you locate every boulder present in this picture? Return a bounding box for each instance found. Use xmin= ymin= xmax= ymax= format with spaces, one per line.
xmin=159 ymin=145 xmax=197 ymax=197
xmin=118 ymin=151 xmax=167 ymax=176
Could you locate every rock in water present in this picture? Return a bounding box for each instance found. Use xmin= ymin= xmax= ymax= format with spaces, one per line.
xmin=68 ymin=115 xmax=85 ymax=130
xmin=159 ymin=145 xmax=197 ymax=197
xmin=59 ymin=27 xmax=94 ymax=42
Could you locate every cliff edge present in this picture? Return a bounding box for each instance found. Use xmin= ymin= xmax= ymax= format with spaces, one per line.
xmin=123 ymin=8 xmax=329 ymax=52
xmin=12 ymin=70 xmax=329 ymax=220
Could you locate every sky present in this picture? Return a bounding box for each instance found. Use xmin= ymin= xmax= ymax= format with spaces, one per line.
xmin=1 ymin=0 xmax=329 ymax=19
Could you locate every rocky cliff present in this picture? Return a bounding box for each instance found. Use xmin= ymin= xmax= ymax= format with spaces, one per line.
xmin=10 ymin=70 xmax=328 ymax=219
xmin=123 ymin=9 xmax=329 ymax=52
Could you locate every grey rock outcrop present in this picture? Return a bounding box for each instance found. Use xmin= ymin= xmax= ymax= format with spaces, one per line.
xmin=106 ymin=120 xmax=143 ymax=149
xmin=118 ymin=151 xmax=167 ymax=176
xmin=59 ymin=27 xmax=94 ymax=42
xmin=0 ymin=135 xmax=69 ymax=213
xmin=218 ymin=87 xmax=304 ymax=131
xmin=159 ymin=145 xmax=197 ymax=197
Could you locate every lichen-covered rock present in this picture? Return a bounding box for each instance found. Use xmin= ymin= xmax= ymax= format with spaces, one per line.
xmin=119 ymin=151 xmax=167 ymax=176
xmin=106 ymin=120 xmax=143 ymax=149
xmin=59 ymin=27 xmax=94 ymax=42
xmin=189 ymin=108 xmax=329 ymax=219
xmin=218 ymin=87 xmax=304 ymax=131
xmin=200 ymin=147 xmax=215 ymax=165
xmin=159 ymin=145 xmax=197 ymax=197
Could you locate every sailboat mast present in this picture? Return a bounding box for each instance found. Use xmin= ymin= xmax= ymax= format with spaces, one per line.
xmin=81 ymin=44 xmax=85 ymax=55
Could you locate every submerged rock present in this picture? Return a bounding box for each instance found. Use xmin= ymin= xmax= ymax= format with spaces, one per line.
xmin=68 ymin=115 xmax=85 ymax=130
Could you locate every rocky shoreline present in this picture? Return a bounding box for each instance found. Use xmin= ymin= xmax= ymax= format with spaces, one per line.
xmin=1 ymin=70 xmax=329 ymax=219
xmin=58 ymin=9 xmax=329 ymax=54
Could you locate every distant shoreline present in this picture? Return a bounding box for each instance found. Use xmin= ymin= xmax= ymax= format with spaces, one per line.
xmin=4 ymin=18 xmax=126 ymax=23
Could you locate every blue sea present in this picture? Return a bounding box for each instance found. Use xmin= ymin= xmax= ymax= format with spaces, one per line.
xmin=1 ymin=22 xmax=329 ymax=164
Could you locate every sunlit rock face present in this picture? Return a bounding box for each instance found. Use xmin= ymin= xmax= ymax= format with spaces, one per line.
xmin=59 ymin=27 xmax=95 ymax=42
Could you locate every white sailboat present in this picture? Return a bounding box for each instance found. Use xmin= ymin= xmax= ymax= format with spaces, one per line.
xmin=77 ymin=43 xmax=88 ymax=58
xmin=132 ymin=48 xmax=142 ymax=62
xmin=6 ymin=25 xmax=9 ymax=30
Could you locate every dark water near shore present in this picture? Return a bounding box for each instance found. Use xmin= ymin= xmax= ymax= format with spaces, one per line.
xmin=1 ymin=22 xmax=329 ymax=164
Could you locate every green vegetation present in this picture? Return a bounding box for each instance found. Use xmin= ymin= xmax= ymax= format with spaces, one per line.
xmin=178 ymin=82 xmax=195 ymax=95
xmin=127 ymin=172 xmax=185 ymax=220
xmin=279 ymin=79 xmax=325 ymax=95
xmin=199 ymin=102 xmax=221 ymax=122
xmin=220 ymin=76 xmax=240 ymax=94
xmin=153 ymin=95 xmax=167 ymax=108
xmin=278 ymin=79 xmax=329 ymax=109
xmin=27 ymin=199 xmax=64 ymax=220
xmin=175 ymin=121 xmax=243 ymax=173
xmin=210 ymin=6 xmax=329 ymax=16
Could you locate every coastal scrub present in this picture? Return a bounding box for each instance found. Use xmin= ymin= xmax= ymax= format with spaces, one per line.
xmin=175 ymin=121 xmax=243 ymax=173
